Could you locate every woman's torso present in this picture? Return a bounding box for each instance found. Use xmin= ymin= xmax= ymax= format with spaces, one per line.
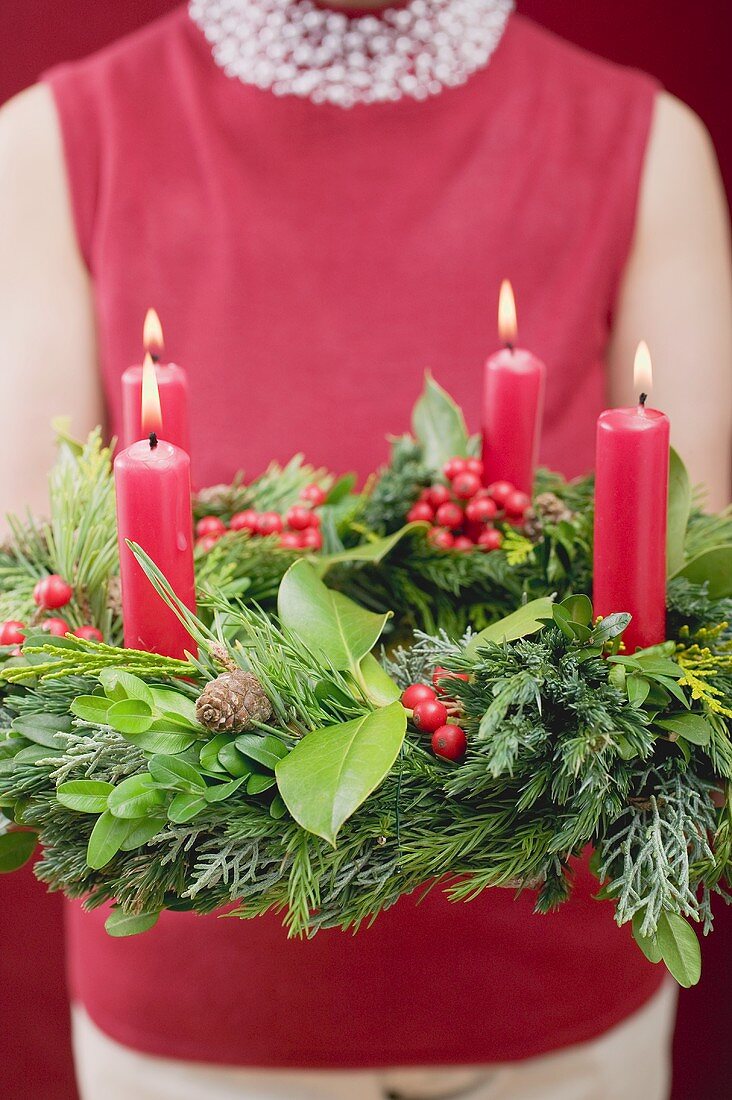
xmin=48 ymin=3 xmax=663 ymax=1066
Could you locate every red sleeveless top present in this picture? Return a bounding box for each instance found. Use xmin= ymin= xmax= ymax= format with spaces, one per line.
xmin=46 ymin=6 xmax=664 ymax=1067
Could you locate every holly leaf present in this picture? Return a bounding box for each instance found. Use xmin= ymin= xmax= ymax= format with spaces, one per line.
xmin=465 ymin=598 xmax=554 ymax=656
xmin=412 ymin=372 xmax=469 ymax=475
xmin=278 ymin=559 xmax=390 ymax=672
xmin=275 ymin=701 xmax=406 ymax=846
xmin=358 ymin=653 xmax=401 ymax=706
xmin=317 ymin=524 xmax=422 ymax=571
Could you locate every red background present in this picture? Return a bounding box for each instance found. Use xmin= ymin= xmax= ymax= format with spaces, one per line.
xmin=1 ymin=3 xmax=730 ymax=1098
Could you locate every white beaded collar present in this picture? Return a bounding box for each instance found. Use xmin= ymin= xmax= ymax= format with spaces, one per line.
xmin=188 ymin=0 xmax=514 ymax=107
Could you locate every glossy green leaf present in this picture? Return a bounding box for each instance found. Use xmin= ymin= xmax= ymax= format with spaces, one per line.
xmin=656 ymin=712 xmax=712 ymax=746
xmin=632 ymin=914 xmax=663 ymax=965
xmin=276 ymin=701 xmax=407 ymax=846
xmin=358 ymin=653 xmax=401 ymax=706
xmin=218 ymin=743 xmax=253 ymax=777
xmin=12 ymin=712 xmax=72 ymax=748
xmin=324 ymin=473 xmax=356 ymax=505
xmin=235 ymin=733 xmax=288 ymax=771
xmin=107 ymin=774 xmax=166 ymax=819
xmin=167 ymin=792 xmax=207 ymax=823
xmin=589 ymin=613 xmax=631 ymax=645
xmin=86 ymin=811 xmax=131 ymax=869
xmin=200 ymin=735 xmax=231 ymax=774
xmin=0 ymin=830 xmax=37 ymax=872
xmin=626 ymin=675 xmax=650 ymax=708
xmin=69 ymin=696 xmax=113 ymax=726
xmin=559 ymin=594 xmax=593 ymax=627
xmin=318 ymin=523 xmax=422 ymax=570
xmin=465 ymin=598 xmax=554 ymax=657
xmin=675 ymin=545 xmax=732 ymax=598
xmin=119 ymin=816 xmax=167 ymax=851
xmin=14 ymin=744 xmax=57 ymax=764
xmin=411 ymin=371 xmax=469 ymax=474
xmin=148 ymin=754 xmax=206 ymax=792
xmin=149 ymin=688 xmax=198 ymax=727
xmin=247 ymin=773 xmax=277 ymax=794
xmin=656 ymin=912 xmax=701 ymax=987
xmin=269 ymin=794 xmax=288 ymax=819
xmin=204 ymin=777 xmax=246 ymax=802
xmin=105 ymin=908 xmax=160 ymax=937
xmin=666 ymin=448 xmax=692 ymax=576
xmin=122 ymin=726 xmax=197 ymax=755
xmin=99 ymin=668 xmax=154 ymax=707
xmin=278 ymin=559 xmax=390 ymax=672
xmin=57 ymin=780 xmax=114 ymax=813
xmin=107 ymin=699 xmax=154 ymax=736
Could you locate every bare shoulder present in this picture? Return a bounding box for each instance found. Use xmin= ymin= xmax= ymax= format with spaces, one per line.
xmin=0 ymin=82 xmax=62 ymax=176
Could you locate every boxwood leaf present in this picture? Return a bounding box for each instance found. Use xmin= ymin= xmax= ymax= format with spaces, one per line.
xmin=200 ymin=735 xmax=232 ymax=774
xmin=57 ymin=780 xmax=114 ymax=813
xmin=105 ymin=908 xmax=160 ymax=937
xmin=11 ymin=713 xmax=72 ymax=748
xmin=560 ymin=594 xmax=593 ymax=627
xmin=149 ymin=688 xmax=198 ymax=727
xmin=86 ymin=811 xmax=131 ymax=869
xmin=204 ymin=777 xmax=246 ymax=802
xmin=411 ymin=371 xmax=469 ymax=475
xmin=70 ymin=696 xmax=114 ymax=726
xmin=656 ymin=712 xmax=712 ymax=746
xmin=122 ymin=727 xmax=197 ymax=755
xmin=107 ymin=774 xmax=166 ymax=819
xmin=656 ymin=912 xmax=701 ymax=987
xmin=167 ymin=792 xmax=207 ymax=823
xmin=148 ymin=754 xmax=206 ymax=792
xmin=107 ymin=699 xmax=154 ymax=736
xmin=0 ymin=830 xmax=37 ymax=872
xmin=632 ymin=913 xmax=663 ymax=965
xmin=99 ymin=668 xmax=154 ymax=707
xmin=235 ymin=733 xmax=288 ymax=771
xmin=119 ymin=816 xmax=167 ymax=851
xmin=246 ymin=773 xmax=277 ymax=794
xmin=275 ymin=701 xmax=406 ymax=847
xmin=218 ymin=743 xmax=253 ymax=778
xmin=278 ymin=559 xmax=389 ymax=672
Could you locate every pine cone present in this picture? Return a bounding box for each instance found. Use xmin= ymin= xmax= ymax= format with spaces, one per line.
xmin=524 ymin=492 xmax=574 ymax=540
xmin=196 ymin=670 xmax=272 ymax=732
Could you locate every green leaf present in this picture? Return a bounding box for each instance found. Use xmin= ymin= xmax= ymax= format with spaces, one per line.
xmin=276 ymin=701 xmax=407 ymax=847
xmin=69 ymin=696 xmax=113 ymax=725
xmin=149 ymin=688 xmax=198 ymax=727
xmin=656 ymin=712 xmax=712 ymax=746
xmin=99 ymin=668 xmax=155 ymax=707
xmin=667 ymin=448 xmax=692 ymax=576
xmin=589 ymin=613 xmax=631 ymax=645
xmin=318 ymin=524 xmax=422 ymax=570
xmin=57 ymin=780 xmax=114 ymax=813
xmin=107 ymin=774 xmax=167 ymax=819
xmin=119 ymin=817 xmax=166 ymax=851
xmin=200 ymin=735 xmax=231 ymax=774
xmin=148 ymin=754 xmax=206 ymax=792
xmin=247 ymin=773 xmax=277 ymax=794
xmin=86 ymin=811 xmax=131 ymax=869
xmin=218 ymin=742 xmax=253 ymax=778
xmin=656 ymin=912 xmax=701 ymax=987
xmin=269 ymin=794 xmax=287 ymax=819
xmin=550 ymin=604 xmax=576 ymax=641
xmin=465 ymin=598 xmax=554 ymax=657
xmin=234 ymin=733 xmax=288 ymax=771
xmin=204 ymin=777 xmax=246 ymax=802
xmin=358 ymin=653 xmax=401 ymax=706
xmin=278 ymin=559 xmax=390 ymax=672
xmin=14 ymin=745 xmax=58 ymax=764
xmin=411 ymin=372 xmax=469 ymax=474
xmin=675 ymin=545 xmax=732 ymax=598
xmin=632 ymin=914 xmax=663 ymax=965
xmin=107 ymin=699 xmax=154 ymax=735
xmin=11 ymin=713 xmax=72 ymax=749
xmin=324 ymin=473 xmax=356 ymax=505
xmin=0 ymin=830 xmax=37 ymax=872
xmin=167 ymin=792 xmax=207 ymax=823
xmin=122 ymin=726 xmax=197 ymax=755
xmin=105 ymin=909 xmax=160 ymax=937
xmin=560 ymin=594 xmax=593 ymax=627
xmin=626 ymin=675 xmax=650 ymax=708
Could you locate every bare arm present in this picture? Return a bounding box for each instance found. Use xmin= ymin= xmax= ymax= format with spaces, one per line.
xmin=0 ymin=83 xmax=100 ymax=522
xmin=609 ymin=92 xmax=732 ymax=510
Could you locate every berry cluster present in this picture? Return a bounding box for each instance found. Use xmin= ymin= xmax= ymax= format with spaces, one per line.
xmin=0 ymin=573 xmax=103 ymax=654
xmin=407 ymin=457 xmax=531 ymax=552
xmin=401 ymin=666 xmax=469 ymax=762
xmin=196 ymin=484 xmax=326 ymax=553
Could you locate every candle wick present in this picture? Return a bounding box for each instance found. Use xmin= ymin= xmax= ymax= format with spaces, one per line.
xmin=639 ymin=392 xmax=648 ymax=408
xmin=150 ymin=352 xmax=160 ymax=364
xmin=505 ymin=342 xmax=515 ymax=354
xmin=149 ymin=432 xmax=158 ymax=449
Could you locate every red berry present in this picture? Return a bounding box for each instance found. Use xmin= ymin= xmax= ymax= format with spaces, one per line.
xmin=426 ymin=484 xmax=452 ymax=510
xmin=435 ymin=502 xmax=464 ymax=530
xmin=257 ymin=512 xmax=284 ymax=537
xmin=0 ymin=621 xmax=25 ymax=646
xmin=286 ymin=505 xmax=314 ymax=531
xmin=486 ymin=481 xmax=515 ymax=508
xmin=432 ymin=667 xmax=470 ymax=694
xmin=195 ymin=515 xmax=227 ymax=539
xmin=504 ymin=489 xmax=531 ymax=518
xmin=453 ymin=536 xmax=474 ymax=551
xmin=229 ymin=509 xmax=260 ymax=533
xmin=464 ymin=457 xmax=484 ymax=478
xmin=74 ymin=625 xmax=103 ymax=642
xmin=428 ymin=527 xmax=455 ymax=550
xmin=477 ymin=528 xmax=503 ymax=551
xmin=42 ymin=617 xmax=70 ymax=637
xmin=306 ymin=510 xmax=321 ymax=529
xmin=196 ymin=534 xmax=219 ymax=553
xmin=443 ymin=457 xmax=467 ymax=481
xmin=418 ymin=487 xmax=432 ymax=502
xmin=431 ymin=724 xmax=467 ymax=762
xmin=300 ymin=528 xmax=323 ymax=551
xmin=407 ymin=501 xmax=435 ymax=523
xmin=412 ymin=698 xmax=449 ymax=733
xmin=401 ymin=683 xmax=437 ymax=709
xmin=452 ymin=471 xmax=482 ymax=500
xmin=465 ymin=497 xmax=497 ymax=524
xmin=279 ymin=531 xmax=304 ymax=550
xmin=300 ymin=483 xmax=326 ymax=507
xmin=33 ymin=574 xmax=73 ymax=611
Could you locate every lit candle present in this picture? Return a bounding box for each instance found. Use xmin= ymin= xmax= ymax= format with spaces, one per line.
xmin=121 ymin=309 xmax=190 ymax=453
xmin=481 ymin=280 xmax=546 ymax=495
xmin=593 ymin=342 xmax=670 ymax=652
xmin=114 ymin=355 xmax=196 ymax=659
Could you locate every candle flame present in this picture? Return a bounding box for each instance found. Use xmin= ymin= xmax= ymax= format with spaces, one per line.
xmin=141 ymin=352 xmax=163 ymax=436
xmin=634 ymin=340 xmax=653 ymax=398
xmin=498 ymin=279 xmax=517 ymax=344
xmin=143 ymin=308 xmax=164 ymax=356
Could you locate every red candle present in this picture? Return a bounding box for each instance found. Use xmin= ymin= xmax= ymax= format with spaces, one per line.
xmin=121 ymin=309 xmax=190 ymax=453
xmin=481 ymin=280 xmax=546 ymax=495
xmin=114 ymin=355 xmax=196 ymax=659
xmin=593 ymin=342 xmax=670 ymax=652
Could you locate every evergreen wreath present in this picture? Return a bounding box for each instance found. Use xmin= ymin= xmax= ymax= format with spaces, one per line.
xmin=1 ymin=378 xmax=731 ymax=987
